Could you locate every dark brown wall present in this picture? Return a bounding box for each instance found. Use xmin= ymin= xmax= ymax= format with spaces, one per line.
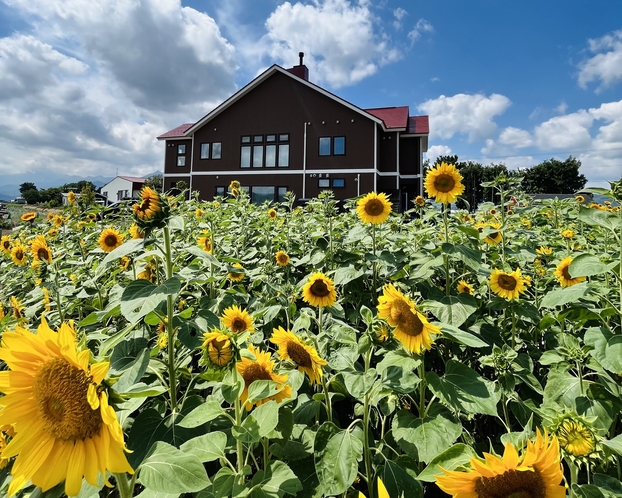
xmin=191 ymin=71 xmax=376 ymax=174
xmin=377 ymin=131 xmax=397 ymax=172
xmin=399 ymin=136 xmax=421 ymax=175
xmin=164 ymin=139 xmax=192 ymax=174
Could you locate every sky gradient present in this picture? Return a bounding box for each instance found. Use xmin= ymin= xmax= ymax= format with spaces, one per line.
xmin=0 ymin=0 xmax=620 ymax=187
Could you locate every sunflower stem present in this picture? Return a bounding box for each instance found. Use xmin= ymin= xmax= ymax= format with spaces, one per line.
xmin=363 ymin=345 xmax=374 ymax=496
xmin=315 ymin=308 xmax=332 ymax=423
xmin=233 ymin=367 xmax=245 ymax=483
xmin=54 ymin=271 xmax=65 ymax=322
xmin=372 ymin=223 xmax=377 ymax=298
xmin=511 ymin=307 xmax=517 ymax=349
xmin=418 ymin=360 xmax=426 ymax=419
xmin=115 ymin=473 xmax=132 ymax=498
xmin=577 ymin=360 xmax=584 ymax=396
xmin=163 ymin=226 xmax=178 ymax=411
xmin=442 ymin=206 xmax=450 ymax=296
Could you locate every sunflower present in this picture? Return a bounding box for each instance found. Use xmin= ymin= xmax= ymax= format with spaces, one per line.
xmin=275 ymin=250 xmax=290 ymax=267
xmin=229 ymin=180 xmax=241 ymax=191
xmin=42 ymin=287 xmax=52 ymax=312
xmin=377 ymin=284 xmax=439 ymax=355
xmin=555 ymin=418 xmax=595 ymax=457
xmin=221 ymin=305 xmax=254 ymax=334
xmin=237 ymin=344 xmax=292 ymax=411
xmin=424 ymin=162 xmax=465 ymax=204
xmin=202 ymin=330 xmax=233 ymax=367
xmin=47 ymin=212 xmax=55 ymax=222
xmin=31 ymin=235 xmax=52 ymax=264
xmin=129 ymin=224 xmax=144 ymax=239
xmin=20 ymin=212 xmax=36 ymax=222
xmin=195 ymin=208 xmax=203 ymax=219
xmin=137 ymin=260 xmax=156 ymax=282
xmin=356 ymin=192 xmax=392 ymax=224
xmin=302 ymin=272 xmax=337 ymax=308
xmin=10 ymin=296 xmax=25 ymax=320
xmin=86 ymin=213 xmax=97 ymax=222
xmin=11 ymin=244 xmax=28 ymax=266
xmin=575 ymin=195 xmax=585 ymax=203
xmin=0 ymin=304 xmax=4 ymax=320
xmin=358 ymin=478 xmax=390 ymax=498
xmin=0 ymin=318 xmax=133 ymax=496
xmin=198 ymin=232 xmax=212 ymax=254
xmin=53 ymin=214 xmax=64 ymax=227
xmin=157 ymin=332 xmax=168 ymax=349
xmin=269 ymin=327 xmax=327 ymax=385
xmin=477 ymin=222 xmax=502 ymax=245
xmin=231 ymin=187 xmax=240 ymax=197
xmin=98 ymin=228 xmax=125 ymax=253
xmin=489 ymin=268 xmax=529 ymax=300
xmin=268 ymin=208 xmax=277 ymax=219
xmin=536 ymin=246 xmax=553 ymax=256
xmin=457 ymin=280 xmax=474 ymax=295
xmin=1 ymin=235 xmax=11 ymax=254
xmin=67 ymin=191 xmax=77 ymax=205
xmin=414 ymin=195 xmax=426 ymax=207
xmin=120 ymin=256 xmax=131 ymax=271
xmin=227 ymin=263 xmax=245 ymax=282
xmin=133 ymin=186 xmax=168 ymax=227
xmin=561 ymin=229 xmax=575 ymax=239
xmin=554 ymin=257 xmax=586 ymax=288
xmin=435 ymin=429 xmax=565 ymax=498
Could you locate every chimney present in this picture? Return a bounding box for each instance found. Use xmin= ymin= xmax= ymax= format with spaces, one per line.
xmin=286 ymin=51 xmax=309 ymax=81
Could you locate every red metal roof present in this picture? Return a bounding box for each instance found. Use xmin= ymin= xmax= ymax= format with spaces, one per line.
xmin=407 ymin=116 xmax=429 ymax=134
xmin=157 ymin=123 xmax=194 ymax=139
xmin=118 ymin=176 xmax=146 ymax=183
xmin=364 ymin=106 xmax=409 ymax=129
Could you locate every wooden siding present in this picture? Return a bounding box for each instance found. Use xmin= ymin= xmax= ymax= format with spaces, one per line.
xmin=399 ymin=137 xmax=420 ymax=175
xmin=164 ymin=139 xmax=192 ymax=174
xmin=377 ymin=131 xmax=398 ymax=173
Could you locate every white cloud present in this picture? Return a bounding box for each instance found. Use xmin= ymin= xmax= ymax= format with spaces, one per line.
xmin=262 ymin=0 xmax=401 ymax=88
xmin=498 ymin=127 xmax=533 ymax=148
xmin=407 ymin=18 xmax=433 ymax=44
xmin=418 ymin=93 xmax=511 ymax=142
xmin=533 ymin=110 xmax=594 ymax=150
xmin=578 ymin=29 xmax=622 ymax=92
xmin=393 ymin=7 xmax=407 ymax=30
xmin=425 ymin=144 xmax=452 ymax=164
xmin=555 ymin=101 xmax=568 ymax=114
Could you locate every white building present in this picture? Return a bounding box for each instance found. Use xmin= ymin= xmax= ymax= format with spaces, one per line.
xmin=100 ymin=176 xmax=146 ymax=202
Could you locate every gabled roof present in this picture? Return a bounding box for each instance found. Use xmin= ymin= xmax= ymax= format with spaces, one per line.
xmin=364 ymin=106 xmax=409 ymax=130
xmin=118 ymin=176 xmax=146 ymax=183
xmin=157 ymin=123 xmax=194 ymax=140
xmin=406 ymin=116 xmax=429 ymax=135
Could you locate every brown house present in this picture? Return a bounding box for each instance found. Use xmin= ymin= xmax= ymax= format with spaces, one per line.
xmin=157 ymin=55 xmax=429 ymax=211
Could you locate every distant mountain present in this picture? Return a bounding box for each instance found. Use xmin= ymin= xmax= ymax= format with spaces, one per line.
xmin=0 ymin=172 xmax=125 ymax=199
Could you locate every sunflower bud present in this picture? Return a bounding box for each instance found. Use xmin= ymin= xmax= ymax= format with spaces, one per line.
xmin=201 ymin=329 xmax=234 ymax=368
xmin=132 ymin=186 xmax=170 ymax=230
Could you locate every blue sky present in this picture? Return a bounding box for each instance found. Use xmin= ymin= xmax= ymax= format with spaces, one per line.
xmin=0 ymin=0 xmax=620 ymax=187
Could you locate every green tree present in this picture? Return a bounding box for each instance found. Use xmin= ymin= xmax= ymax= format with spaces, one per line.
xmin=22 ymin=189 xmax=40 ymax=204
xmin=79 ymin=184 xmax=96 ymax=208
xmin=144 ymin=174 xmax=163 ymax=193
xmin=19 ymin=182 xmax=37 ymax=195
xmin=520 ymin=156 xmax=587 ymax=194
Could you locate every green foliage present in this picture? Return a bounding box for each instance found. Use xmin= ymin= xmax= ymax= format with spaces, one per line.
xmin=521 ymin=156 xmax=587 ymax=194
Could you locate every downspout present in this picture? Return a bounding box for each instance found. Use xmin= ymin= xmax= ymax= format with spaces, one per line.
xmin=302 ymin=121 xmax=308 ymax=198
xmin=189 ymin=134 xmax=194 ymax=197
xmin=373 ymin=123 xmax=377 ymax=193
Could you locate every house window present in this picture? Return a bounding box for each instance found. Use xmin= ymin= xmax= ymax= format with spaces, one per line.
xmin=278 ymin=187 xmax=288 ymax=202
xmin=177 ymin=143 xmax=187 ymax=167
xmin=200 ymin=142 xmax=221 ymax=160
xmin=251 ymin=186 xmax=275 ymax=204
xmin=177 ymin=156 xmax=186 ymax=166
xmin=200 ymin=143 xmax=210 ymax=159
xmin=178 ymin=144 xmax=186 ymax=154
xmin=240 ymin=133 xmax=289 ymax=168
xmin=319 ymin=136 xmax=346 ymax=156
xmin=332 ymin=178 xmax=345 ymax=188
xmin=215 ymin=186 xmax=225 ymax=197
xmin=318 ymin=179 xmax=330 ymax=188
xmin=319 ymin=137 xmax=331 ymax=156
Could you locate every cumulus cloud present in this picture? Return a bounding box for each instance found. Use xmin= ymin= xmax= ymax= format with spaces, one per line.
xmin=418 ymin=93 xmax=511 ymax=142
xmin=407 ymin=19 xmax=433 ymax=44
xmin=498 ymin=127 xmax=533 ymax=148
xmin=393 ymin=7 xmax=407 ymax=30
xmin=533 ymin=110 xmax=594 ymax=150
xmin=425 ymin=144 xmax=452 ymax=164
xmin=578 ymin=29 xmax=622 ymax=92
xmin=262 ymin=0 xmax=401 ymax=88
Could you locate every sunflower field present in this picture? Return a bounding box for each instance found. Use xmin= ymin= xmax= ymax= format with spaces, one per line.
xmin=1 ymin=166 xmax=622 ymax=498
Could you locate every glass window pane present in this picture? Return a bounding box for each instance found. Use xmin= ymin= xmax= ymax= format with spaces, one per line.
xmin=265 ymin=145 xmax=276 ymax=167
xmin=215 ymin=186 xmax=225 ymax=196
xmin=318 ymin=179 xmax=330 ymax=188
xmin=278 ymin=144 xmax=289 ymax=167
xmin=178 ymin=144 xmax=186 ymax=154
xmin=200 ymin=143 xmax=209 ymax=159
xmin=319 ymin=137 xmax=331 ymax=156
xmin=241 ymin=186 xmax=249 ymax=193
xmin=251 ymin=186 xmax=275 ymax=204
xmin=177 ymin=156 xmax=186 ymax=166
xmin=278 ymin=187 xmax=288 ymax=202
xmin=241 ymin=136 xmax=251 ymax=143
xmin=332 ymin=178 xmax=345 ymax=188
xmin=212 ymin=142 xmax=221 ymax=159
xmin=334 ymin=137 xmax=345 ymax=155
xmin=253 ymin=145 xmax=263 ymax=167
xmin=266 ymin=134 xmax=276 ymax=142
xmin=254 ymin=135 xmax=263 ymax=143
xmin=279 ymin=134 xmax=289 ymax=142
xmin=240 ymin=146 xmax=251 ymax=168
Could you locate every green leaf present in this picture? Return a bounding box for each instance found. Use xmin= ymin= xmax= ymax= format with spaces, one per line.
xmin=417 ymin=443 xmax=477 ymax=482
xmin=391 ymin=404 xmax=462 ymax=463
xmin=120 ymin=278 xmax=181 ymax=324
xmin=114 ymin=348 xmax=151 ymax=392
xmin=577 ymin=205 xmax=620 ymax=231
xmin=101 ymin=238 xmax=145 ymax=266
xmin=247 ymin=380 xmax=284 ymax=404
xmin=178 ymin=398 xmax=225 ymax=428
xmin=601 ymin=434 xmax=622 ymax=456
xmin=573 ymin=484 xmax=607 ymax=498
xmin=314 ymin=422 xmax=363 ymax=496
xmin=425 ymin=295 xmax=477 ymax=328
xmin=135 ymin=490 xmax=179 ymax=498
xmin=603 ymin=336 xmax=622 ymax=375
xmin=332 ymin=266 xmax=365 ymax=285
xmin=539 ymin=283 xmax=589 ymax=309
xmin=441 ymin=243 xmax=482 ymax=270
xmin=180 ymin=432 xmax=227 ymax=462
xmin=233 ymin=401 xmax=280 ymax=443
xmin=380 ymin=365 xmax=420 ymax=394
xmin=341 ymin=368 xmax=377 ymax=399
xmin=110 ymin=338 xmax=149 ymax=373
xmin=438 ymin=323 xmax=488 ymax=348
xmin=249 ymin=460 xmax=302 ymax=498
xmin=379 ymin=458 xmax=423 ymax=498
xmin=168 ymin=215 xmax=185 ymax=231
xmin=140 ymin=442 xmax=210 ymax=493
xmin=569 ymin=254 xmax=611 ymax=278
xmin=426 ymin=360 xmax=501 ymax=415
